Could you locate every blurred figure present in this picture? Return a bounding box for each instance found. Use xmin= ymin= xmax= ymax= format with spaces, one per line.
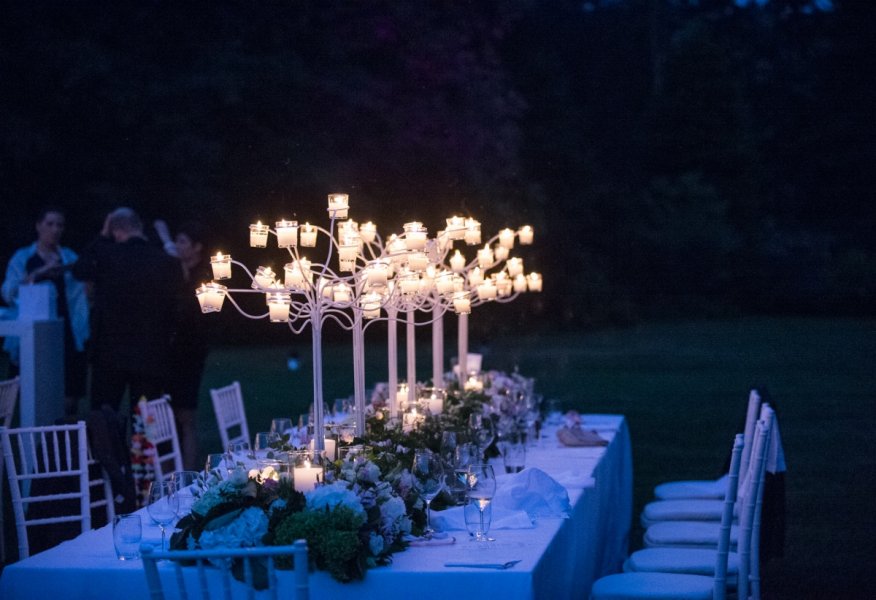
xmin=1 ymin=207 xmax=90 ymax=415
xmin=155 ymin=219 xmax=211 ymax=470
xmin=73 ymin=208 xmax=182 ymax=413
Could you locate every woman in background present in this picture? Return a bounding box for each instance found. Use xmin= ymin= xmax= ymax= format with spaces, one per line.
xmin=2 ymin=207 xmax=89 ymax=416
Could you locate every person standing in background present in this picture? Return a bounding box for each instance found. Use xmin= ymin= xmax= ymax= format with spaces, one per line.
xmin=154 ymin=219 xmax=211 ymax=471
xmin=2 ymin=207 xmax=90 ymax=416
xmin=73 ymin=207 xmax=182 ymax=413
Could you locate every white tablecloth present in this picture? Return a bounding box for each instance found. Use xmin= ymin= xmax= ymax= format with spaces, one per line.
xmin=0 ymin=415 xmax=632 ymax=600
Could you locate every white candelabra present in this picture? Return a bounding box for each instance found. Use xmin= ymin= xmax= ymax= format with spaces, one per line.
xmin=195 ymin=194 xmax=541 ymax=448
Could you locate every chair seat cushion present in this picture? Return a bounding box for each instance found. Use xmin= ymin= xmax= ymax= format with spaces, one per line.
xmin=644 ymin=520 xmax=738 ymax=549
xmin=625 ymin=547 xmax=739 ymax=579
xmin=653 ymin=476 xmax=727 ymax=500
xmin=640 ymin=499 xmax=725 ymax=527
xmin=591 ymin=572 xmax=713 ymax=600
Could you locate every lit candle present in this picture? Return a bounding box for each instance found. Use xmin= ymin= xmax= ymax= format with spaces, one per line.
xmin=513 ymin=274 xmax=528 ymax=293
xmin=293 ymin=459 xmax=323 ymax=493
xmin=252 ymin=266 xmax=276 ymax=289
xmin=398 ymin=270 xmax=419 ymax=295
xmin=519 ymin=225 xmax=534 ymax=245
xmin=468 ymin=267 xmax=484 ymax=287
xmin=493 ymin=245 xmax=509 ymax=261
xmin=477 ymin=245 xmax=493 ymax=269
xmin=507 ymin=257 xmax=524 ymax=276
xmin=477 ymin=280 xmax=497 ymax=300
xmin=196 ymin=283 xmax=227 ymax=313
xmin=436 ymin=230 xmax=451 ymax=251
xmin=435 ymin=270 xmax=455 ymax=295
xmin=407 ymin=251 xmax=428 ymax=271
xmin=464 ymin=375 xmax=484 ymax=392
xmin=327 ymin=193 xmax=349 ymax=219
xmin=396 ymin=383 xmax=409 ymax=412
xmin=365 ymin=260 xmax=389 ymax=288
xmin=449 ymin=250 xmax=466 ymax=272
xmin=527 ymin=272 xmax=542 ymax=292
xmin=421 ymin=388 xmax=445 ymax=415
xmin=403 ymin=221 xmax=427 ymax=250
xmin=419 ymin=265 xmax=436 ymax=292
xmin=249 ymin=221 xmax=269 ymax=248
xmin=267 ymin=290 xmax=291 ymax=322
xmin=338 ymin=243 xmax=358 ymax=262
xmin=360 ymin=292 xmax=382 ymax=319
xmin=300 ymin=223 xmax=317 ymax=247
xmin=446 ymin=216 xmax=466 ymax=240
xmin=464 ymin=218 xmax=481 ymax=245
xmin=388 ymin=235 xmax=407 ymax=263
xmin=453 ymin=291 xmax=471 ymax=314
xmin=403 ymin=408 xmax=419 ymax=433
xmin=495 ymin=272 xmax=512 ymax=297
xmin=360 ymin=221 xmax=377 ymax=243
xmin=309 ymin=437 xmax=337 ymax=461
xmin=210 ymin=252 xmax=232 ymax=280
xmin=333 ymin=282 xmax=352 ymax=303
xmin=275 ymin=220 xmax=298 ymax=248
xmin=498 ymin=228 xmax=515 ymax=249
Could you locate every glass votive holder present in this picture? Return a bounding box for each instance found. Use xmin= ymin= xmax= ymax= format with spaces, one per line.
xmin=113 ymin=514 xmax=142 ymax=560
xmin=292 ymin=451 xmax=325 ymax=494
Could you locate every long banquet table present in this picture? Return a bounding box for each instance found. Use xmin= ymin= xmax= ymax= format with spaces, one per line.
xmin=0 ymin=414 xmax=632 ymax=600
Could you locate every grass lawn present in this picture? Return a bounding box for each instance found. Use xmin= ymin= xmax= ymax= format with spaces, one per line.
xmin=195 ymin=316 xmax=876 ymax=598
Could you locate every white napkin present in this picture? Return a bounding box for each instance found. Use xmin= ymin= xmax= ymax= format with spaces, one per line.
xmin=493 ymin=468 xmax=571 ymax=518
xmin=551 ymin=471 xmax=596 ymax=489
xmin=432 ymin=506 xmax=533 ymax=532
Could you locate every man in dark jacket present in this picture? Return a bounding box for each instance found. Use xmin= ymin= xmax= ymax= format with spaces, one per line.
xmin=73 ymin=207 xmax=184 ymax=411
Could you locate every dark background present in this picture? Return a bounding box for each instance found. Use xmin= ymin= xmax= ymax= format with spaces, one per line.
xmin=2 ymin=0 xmax=874 ymax=340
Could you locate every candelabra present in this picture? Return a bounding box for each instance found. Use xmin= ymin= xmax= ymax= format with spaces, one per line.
xmin=195 ymin=194 xmax=541 ymax=449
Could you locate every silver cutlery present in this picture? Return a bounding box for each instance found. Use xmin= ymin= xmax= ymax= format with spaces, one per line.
xmin=445 ymin=560 xmax=521 ymax=570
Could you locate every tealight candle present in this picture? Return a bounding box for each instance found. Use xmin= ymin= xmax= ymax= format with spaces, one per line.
xmin=360 ymin=292 xmax=382 ymax=319
xmin=507 ymin=257 xmax=524 ymax=276
xmin=249 ymin=221 xmax=269 ymax=248
xmin=464 ymin=375 xmax=484 ymax=392
xmin=407 ymin=251 xmax=428 ymax=271
xmin=527 ymin=272 xmax=543 ymax=292
xmin=403 ymin=408 xmax=420 ymax=433
xmin=449 ymin=250 xmax=466 ymax=272
xmin=338 ymin=243 xmax=358 ymax=262
xmin=453 ymin=291 xmax=471 ymax=314
xmin=477 ymin=245 xmax=493 ymax=269
xmin=468 ymin=267 xmax=484 ymax=287
xmin=267 ymin=292 xmax=291 ymax=322
xmin=493 ymin=245 xmax=509 ymax=261
xmin=365 ymin=260 xmax=389 ymax=288
xmin=495 ymin=273 xmax=512 ymax=297
xmin=398 ymin=271 xmax=419 ymax=294
xmin=275 ymin=220 xmax=298 ymax=248
xmin=446 ymin=216 xmax=466 ymax=240
xmin=435 ymin=270 xmax=455 ymax=295
xmin=300 ymin=223 xmax=317 ymax=247
xmin=477 ymin=280 xmax=497 ymax=300
xmin=464 ymin=218 xmax=481 ymax=245
xmin=210 ymin=252 xmax=232 ymax=280
xmin=513 ymin=274 xmax=528 ymax=293
xmin=403 ymin=221 xmax=427 ymax=250
xmin=519 ymin=225 xmax=534 ymax=245
xmin=196 ymin=282 xmax=227 ymax=313
xmin=252 ymin=266 xmax=276 ymax=289
xmin=333 ymin=282 xmax=352 ymax=303
xmin=498 ymin=228 xmax=515 ymax=249
xmin=360 ymin=221 xmax=377 ymax=243
xmin=327 ymin=193 xmax=349 ymax=219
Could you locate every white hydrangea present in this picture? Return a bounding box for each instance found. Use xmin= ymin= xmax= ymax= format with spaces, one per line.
xmin=305 ymin=481 xmax=366 ymax=519
xmin=198 ymin=507 xmax=269 ymax=550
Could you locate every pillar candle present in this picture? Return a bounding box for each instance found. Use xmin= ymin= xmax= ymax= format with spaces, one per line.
xmin=293 ymin=460 xmax=323 ymax=493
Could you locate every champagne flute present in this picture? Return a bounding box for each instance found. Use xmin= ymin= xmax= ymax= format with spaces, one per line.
xmin=466 ymin=464 xmax=497 ymax=542
xmin=469 ymin=413 xmax=495 ymax=463
xmin=412 ymin=449 xmax=446 ymax=538
xmin=146 ymin=480 xmax=179 ymax=551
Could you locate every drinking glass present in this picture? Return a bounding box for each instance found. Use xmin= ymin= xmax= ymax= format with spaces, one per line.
xmin=254 ymin=431 xmax=281 ymax=459
xmin=450 ymin=443 xmax=478 ymax=505
xmin=227 ymin=441 xmax=253 ymax=468
xmin=468 ymin=414 xmax=495 ymax=463
xmin=466 ymin=464 xmax=496 ymax=542
xmin=112 ymin=514 xmax=142 ymax=560
xmin=412 ymin=449 xmax=446 ymax=538
xmin=502 ymin=440 xmax=526 ymax=474
xmin=463 ymin=499 xmax=491 ymax=540
xmin=171 ymin=470 xmax=200 ymax=517
xmin=270 ymin=418 xmax=293 ymax=436
xmin=204 ymin=452 xmax=227 ymax=477
xmin=146 ymin=480 xmax=179 ymax=551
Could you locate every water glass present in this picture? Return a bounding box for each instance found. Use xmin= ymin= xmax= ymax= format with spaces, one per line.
xmin=254 ymin=431 xmax=281 ymax=459
xmin=463 ymin=499 xmax=492 ymax=540
xmin=502 ymin=441 xmax=526 ymax=474
xmin=227 ymin=441 xmax=253 ymax=468
xmin=171 ymin=470 xmax=200 ymax=516
xmin=270 ymin=418 xmax=293 ymax=436
xmin=204 ymin=453 xmax=227 ymax=477
xmin=112 ymin=514 xmax=142 ymax=560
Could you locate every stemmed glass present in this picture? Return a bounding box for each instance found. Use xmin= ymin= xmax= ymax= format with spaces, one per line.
xmin=170 ymin=471 xmax=200 ymax=517
xmin=146 ymin=480 xmax=179 ymax=551
xmin=468 ymin=413 xmax=495 ymax=463
xmin=412 ymin=449 xmax=446 ymax=538
xmin=466 ymin=464 xmax=497 ymax=542
xmin=270 ymin=418 xmax=293 ymax=437
xmin=226 ymin=441 xmax=252 ymax=469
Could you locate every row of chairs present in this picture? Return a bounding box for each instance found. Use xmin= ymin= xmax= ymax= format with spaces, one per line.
xmin=591 ymin=391 xmax=779 ymax=600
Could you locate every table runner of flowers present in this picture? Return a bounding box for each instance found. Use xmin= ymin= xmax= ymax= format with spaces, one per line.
xmin=170 ymin=370 xmax=542 ymax=586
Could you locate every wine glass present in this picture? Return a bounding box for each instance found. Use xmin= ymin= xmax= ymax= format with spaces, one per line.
xmin=226 ymin=441 xmax=252 ymax=469
xmin=254 ymin=431 xmax=281 ymax=459
xmin=466 ymin=464 xmax=497 ymax=542
xmin=412 ymin=449 xmax=446 ymax=538
xmin=146 ymin=480 xmax=179 ymax=551
xmin=170 ymin=470 xmax=200 ymax=517
xmin=270 ymin=418 xmax=293 ymax=437
xmin=469 ymin=413 xmax=495 ymax=463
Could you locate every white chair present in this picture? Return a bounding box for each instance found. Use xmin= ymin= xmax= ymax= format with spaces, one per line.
xmin=141 ymin=540 xmax=310 ymax=600
xmin=642 ymin=408 xmax=774 ymax=570
xmin=1 ymin=420 xmax=91 ymax=560
xmin=141 ymin=395 xmax=184 ymax=484
xmin=210 ymin=381 xmax=251 ymax=451
xmin=592 ymin=416 xmax=770 ymax=600
xmin=87 ymin=445 xmax=116 ymax=524
xmin=0 ymin=375 xmax=21 ymax=563
xmin=624 ymin=416 xmax=773 ymax=598
xmin=653 ymin=389 xmax=761 ymax=501
xmin=640 ymin=403 xmax=775 ymax=527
